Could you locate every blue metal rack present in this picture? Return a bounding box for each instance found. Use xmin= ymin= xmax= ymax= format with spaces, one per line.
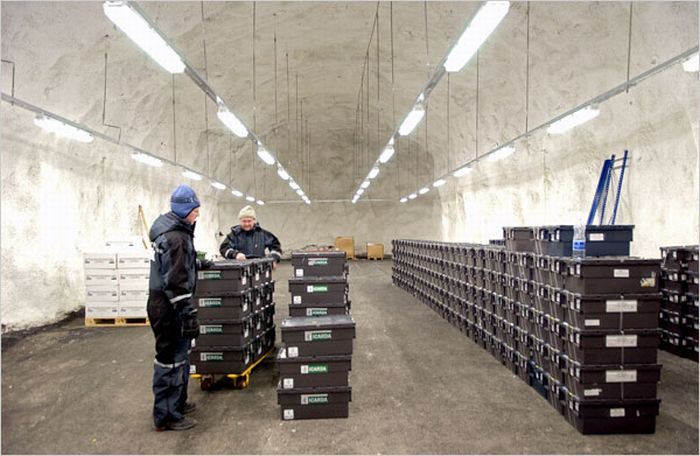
xmin=587 ymin=150 xmax=629 ymax=226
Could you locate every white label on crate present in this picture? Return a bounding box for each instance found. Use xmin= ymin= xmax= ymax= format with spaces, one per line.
xmin=296 ymin=269 xmax=304 ymax=277
xmin=301 ymin=394 xmax=328 ymax=405
xmin=283 ymin=378 xmax=294 ymax=389
xmin=584 ymin=388 xmax=602 ymax=397
xmin=605 ymin=335 xmax=638 ymax=348
xmin=288 ymin=346 xmax=299 ymax=358
xmin=255 ymin=272 xmax=260 ymax=282
xmin=242 ymin=276 xmax=247 ymax=286
xmin=589 ymin=233 xmax=605 ymax=242
xmin=293 ymin=296 xmax=302 ymax=304
xmin=283 ymin=409 xmax=294 ymax=420
xmin=189 ymin=365 xmax=197 ymax=374
xmin=605 ymin=370 xmax=638 ymax=383
xmin=605 ymin=300 xmax=638 ymax=313
xmin=584 ymin=319 xmax=601 ymax=327
xmin=304 ymin=330 xmax=332 ymax=341
xmin=613 ymin=269 xmax=630 ymax=278
xmin=610 ymin=408 xmax=626 ymax=418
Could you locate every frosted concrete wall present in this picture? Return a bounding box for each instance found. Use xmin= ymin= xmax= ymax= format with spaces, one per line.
xmin=435 ymin=2 xmax=699 ymax=258
xmin=1 ymin=104 xmax=223 ymax=332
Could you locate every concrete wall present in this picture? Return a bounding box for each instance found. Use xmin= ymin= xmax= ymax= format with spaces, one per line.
xmin=1 ymin=105 xmax=223 ymax=332
xmin=434 ymin=2 xmax=699 ymax=258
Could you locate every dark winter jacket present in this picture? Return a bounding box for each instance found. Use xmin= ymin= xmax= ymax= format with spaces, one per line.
xmin=148 ymin=212 xmax=197 ymax=309
xmin=219 ymin=223 xmax=282 ymax=262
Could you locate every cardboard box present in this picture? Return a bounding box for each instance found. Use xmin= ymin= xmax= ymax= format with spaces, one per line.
xmin=335 ymin=237 xmax=355 ymax=260
xmin=83 ymin=253 xmax=117 ymax=270
xmin=86 ymin=303 xmax=119 ymax=318
xmin=367 ymin=243 xmax=384 ymax=260
xmin=117 ymin=252 xmax=151 ymax=269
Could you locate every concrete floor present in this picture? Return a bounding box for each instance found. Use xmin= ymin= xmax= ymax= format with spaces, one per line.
xmin=2 ymin=261 xmax=698 ymax=454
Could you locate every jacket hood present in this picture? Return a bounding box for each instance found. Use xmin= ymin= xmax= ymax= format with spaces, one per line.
xmin=150 ymin=212 xmax=195 ymax=241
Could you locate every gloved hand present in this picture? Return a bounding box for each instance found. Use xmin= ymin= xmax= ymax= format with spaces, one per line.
xmin=196 ymin=258 xmax=214 ymax=270
xmin=182 ymin=312 xmax=200 ymax=340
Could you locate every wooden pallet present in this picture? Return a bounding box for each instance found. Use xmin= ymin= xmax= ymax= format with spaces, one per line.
xmin=367 ymin=256 xmax=384 ymax=261
xmin=85 ymin=317 xmax=149 ymax=327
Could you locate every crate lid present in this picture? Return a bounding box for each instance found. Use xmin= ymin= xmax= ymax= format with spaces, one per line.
xmin=198 ymin=316 xmax=252 ymax=325
xmin=191 ymin=342 xmax=251 ymax=352
xmin=281 ymin=315 xmax=355 ymax=330
xmin=288 ymin=276 xmax=348 ymax=284
xmin=559 ymin=257 xmax=660 ymax=267
xmin=208 ymin=260 xmax=255 ymax=270
xmin=289 ymin=301 xmax=350 ymax=309
xmin=276 ymin=346 xmax=351 ymax=363
xmin=291 ymin=250 xmax=347 ymax=259
xmin=276 ymin=383 xmax=352 ymax=395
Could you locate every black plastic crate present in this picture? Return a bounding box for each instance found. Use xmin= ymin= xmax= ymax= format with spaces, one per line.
xmin=189 ymin=343 xmax=252 ymax=375
xmin=196 ymin=261 xmax=252 ymax=293
xmin=289 ymin=276 xmax=348 ymax=305
xmin=197 ymin=317 xmax=253 ymax=347
xmin=564 ymin=292 xmax=661 ymax=330
xmin=277 ymin=385 xmax=351 ymax=420
xmin=541 ymin=225 xmax=634 ymax=257
xmin=291 ymin=250 xmax=347 ymax=278
xmin=562 ymin=258 xmax=660 ymax=295
xmin=281 ymin=315 xmax=356 ymax=357
xmin=195 ymin=289 xmax=253 ymax=320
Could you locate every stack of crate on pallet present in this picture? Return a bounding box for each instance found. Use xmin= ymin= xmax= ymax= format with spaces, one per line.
xmin=189 ymin=259 xmax=276 ymax=388
xmin=392 ymin=229 xmax=664 ymax=435
xmin=83 ymin=251 xmax=150 ymax=324
xmin=659 ymin=245 xmax=699 ymax=361
xmin=277 ymin=247 xmax=355 ymax=420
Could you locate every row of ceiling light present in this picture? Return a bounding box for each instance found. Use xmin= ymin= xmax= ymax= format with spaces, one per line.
xmin=29 ymin=1 xmax=311 ymax=206
xmin=351 ymin=0 xmax=699 ymax=205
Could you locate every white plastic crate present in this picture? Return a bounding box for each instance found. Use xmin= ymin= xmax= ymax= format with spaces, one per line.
xmin=83 ymin=253 xmax=117 ymax=270
xmin=118 ymin=301 xmax=148 ymax=318
xmin=85 ymin=270 xmax=119 ymax=287
xmin=119 ymin=281 xmax=149 ymax=292
xmin=86 ymin=285 xmax=119 ymax=303
xmin=120 ymin=289 xmax=148 ymax=301
xmin=85 ymin=303 xmax=119 ymax=318
xmin=117 ymin=252 xmax=151 ymax=270
xmin=118 ymin=271 xmax=150 ymax=283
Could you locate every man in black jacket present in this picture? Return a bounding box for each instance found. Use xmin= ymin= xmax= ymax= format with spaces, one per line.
xmin=219 ymin=205 xmax=282 ymax=266
xmin=147 ymin=184 xmax=201 ymax=431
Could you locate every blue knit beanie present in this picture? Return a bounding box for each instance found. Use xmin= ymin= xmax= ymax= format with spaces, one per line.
xmin=171 ymin=185 xmax=200 ymax=218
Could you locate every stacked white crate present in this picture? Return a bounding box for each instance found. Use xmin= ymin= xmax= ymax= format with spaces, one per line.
xmin=84 ymin=253 xmax=119 ymax=319
xmin=117 ymin=252 xmax=150 ymax=318
xmin=84 ymin=249 xmax=151 ymax=321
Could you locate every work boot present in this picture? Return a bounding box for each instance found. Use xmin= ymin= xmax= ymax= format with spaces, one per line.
xmin=181 ymin=402 xmax=197 ymax=415
xmin=155 ymin=416 xmax=197 ymax=432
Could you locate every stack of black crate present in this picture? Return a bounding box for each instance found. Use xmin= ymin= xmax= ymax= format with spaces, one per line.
xmin=659 ymin=245 xmax=699 ymax=361
xmin=392 ymin=227 xmax=664 ymax=435
xmin=189 ymin=259 xmax=276 ymax=380
xmin=277 ymin=248 xmax=355 ymax=420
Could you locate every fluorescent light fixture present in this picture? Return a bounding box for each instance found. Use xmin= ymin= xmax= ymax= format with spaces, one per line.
xmin=408 ymin=193 xmax=417 ymax=200
xmin=103 ymin=1 xmax=185 ymax=74
xmin=418 ymin=187 xmax=430 ymax=195
xmin=304 ymin=199 xmax=311 ymax=205
xmin=398 ymin=104 xmax=425 ymax=136
xmin=351 ymin=196 xmax=358 ymax=204
xmin=357 ymin=188 xmax=365 ymax=196
xmin=400 ymin=197 xmax=408 ymax=203
xmin=277 ymin=167 xmax=290 ymax=181
xmin=682 ymin=53 xmax=699 ymax=72
xmin=33 ymin=115 xmax=94 ymax=143
xmin=217 ymin=105 xmax=248 ymax=138
xmin=182 ymin=170 xmax=202 ymax=181
xmin=296 ymin=189 xmax=304 ymax=196
xmin=433 ymin=178 xmax=447 ymax=188
xmin=360 ymin=180 xmax=370 ymax=189
xmin=379 ymin=145 xmax=395 ymax=164
xmin=211 ymin=181 xmax=226 ymax=190
xmin=389 ymin=137 xmax=395 ymax=146
xmin=231 ymin=189 xmax=243 ymax=197
xmin=245 ymin=195 xmax=255 ymax=202
xmin=256 ymin=145 xmax=275 ymax=165
xmin=289 ymin=181 xmax=300 ymax=190
xmin=368 ymin=167 xmax=380 ymax=179
xmin=444 ymin=1 xmax=511 ymax=73
xmin=486 ymin=144 xmax=515 ymax=162
xmin=453 ymin=165 xmax=473 ymax=177
xmin=547 ymin=106 xmax=600 ymax=135
xmin=256 ymin=200 xmax=265 ymax=206
xmin=131 ymin=151 xmax=163 ymax=167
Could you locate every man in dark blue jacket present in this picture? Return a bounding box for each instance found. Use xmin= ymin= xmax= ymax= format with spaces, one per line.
xmin=147 ymin=184 xmax=201 ymax=431
xmin=219 ymin=205 xmax=282 ymax=265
